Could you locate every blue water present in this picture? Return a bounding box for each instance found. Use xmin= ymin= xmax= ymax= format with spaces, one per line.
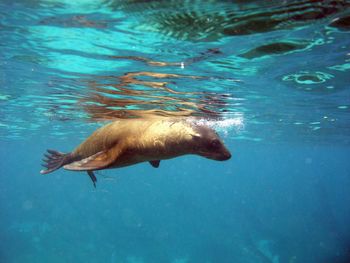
xmin=1 ymin=1 xmax=350 ymax=262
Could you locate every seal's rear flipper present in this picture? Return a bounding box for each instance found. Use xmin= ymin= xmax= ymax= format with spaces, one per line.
xmin=87 ymin=171 xmax=97 ymax=188
xmin=41 ymin=149 xmax=71 ymax=174
xmin=63 ymin=147 xmax=122 ymax=171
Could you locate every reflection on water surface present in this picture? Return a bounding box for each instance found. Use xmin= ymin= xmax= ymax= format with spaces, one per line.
xmin=0 ymin=0 xmax=349 ymax=144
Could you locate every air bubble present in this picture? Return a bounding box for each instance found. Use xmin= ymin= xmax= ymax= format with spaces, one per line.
xmin=283 ymin=71 xmax=333 ymax=85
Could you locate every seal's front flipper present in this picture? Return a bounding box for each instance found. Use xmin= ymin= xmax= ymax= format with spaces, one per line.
xmin=149 ymin=160 xmax=160 ymax=168
xmin=64 ymin=147 xmax=122 ymax=171
xmin=87 ymin=171 xmax=97 ymax=188
xmin=41 ymin=149 xmax=71 ymax=175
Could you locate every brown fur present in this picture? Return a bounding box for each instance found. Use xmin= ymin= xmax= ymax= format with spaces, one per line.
xmin=70 ymin=118 xmax=205 ymax=168
xmin=41 ymin=117 xmax=231 ymax=175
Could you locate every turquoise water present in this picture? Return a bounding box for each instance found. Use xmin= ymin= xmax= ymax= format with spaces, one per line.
xmin=1 ymin=0 xmax=350 ymax=262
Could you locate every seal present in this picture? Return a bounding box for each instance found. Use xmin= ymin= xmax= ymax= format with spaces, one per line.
xmin=40 ymin=117 xmax=231 ymax=187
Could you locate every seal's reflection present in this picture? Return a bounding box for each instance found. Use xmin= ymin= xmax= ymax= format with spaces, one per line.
xmin=108 ymin=48 xmax=221 ymax=68
xmin=82 ymin=69 xmax=231 ymax=120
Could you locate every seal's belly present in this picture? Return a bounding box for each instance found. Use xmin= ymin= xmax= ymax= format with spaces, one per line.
xmin=107 ymin=148 xmax=181 ymax=169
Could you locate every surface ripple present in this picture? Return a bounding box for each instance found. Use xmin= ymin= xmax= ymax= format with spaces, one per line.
xmin=0 ymin=0 xmax=349 ymax=145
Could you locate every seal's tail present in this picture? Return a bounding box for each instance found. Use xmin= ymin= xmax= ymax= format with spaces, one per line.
xmin=40 ymin=149 xmax=71 ymax=174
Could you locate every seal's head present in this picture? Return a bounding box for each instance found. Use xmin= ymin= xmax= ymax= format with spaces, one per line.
xmin=190 ymin=123 xmax=231 ymax=161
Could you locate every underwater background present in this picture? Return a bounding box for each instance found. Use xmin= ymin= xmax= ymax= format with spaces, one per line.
xmin=1 ymin=0 xmax=350 ymax=262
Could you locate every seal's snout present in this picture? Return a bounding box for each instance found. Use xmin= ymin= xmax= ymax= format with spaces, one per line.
xmin=221 ymin=151 xmax=232 ymax=161
xmin=200 ymin=146 xmax=232 ymax=161
xmin=215 ymin=149 xmax=231 ymax=161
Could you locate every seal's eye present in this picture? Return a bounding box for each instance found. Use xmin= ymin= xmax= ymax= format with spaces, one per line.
xmin=209 ymin=139 xmax=221 ymax=150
